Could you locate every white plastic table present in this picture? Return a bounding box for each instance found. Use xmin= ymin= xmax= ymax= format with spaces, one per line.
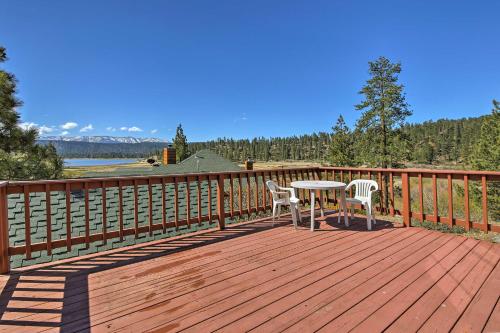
xmin=291 ymin=180 xmax=348 ymax=231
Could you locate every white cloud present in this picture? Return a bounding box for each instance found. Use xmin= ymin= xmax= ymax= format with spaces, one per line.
xmin=151 ymin=129 xmax=158 ymax=134
xmin=19 ymin=122 xmax=38 ymax=130
xmin=39 ymin=125 xmax=55 ymax=135
xmin=80 ymin=124 xmax=93 ymax=132
xmin=19 ymin=122 xmax=55 ymax=135
xmin=106 ymin=126 xmax=116 ymax=132
xmin=60 ymin=122 xmax=78 ymax=130
xmin=128 ymin=126 xmax=143 ymax=132
xmin=60 ymin=131 xmax=69 ymax=136
xmin=119 ymin=126 xmax=143 ymax=132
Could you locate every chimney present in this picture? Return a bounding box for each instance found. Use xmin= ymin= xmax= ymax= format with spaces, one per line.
xmin=163 ymin=147 xmax=177 ymax=165
xmin=245 ymin=158 xmax=254 ymax=170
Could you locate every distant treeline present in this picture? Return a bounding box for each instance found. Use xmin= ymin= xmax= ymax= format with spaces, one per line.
xmin=40 ymin=115 xmax=486 ymax=165
xmin=188 ymin=115 xmax=487 ymax=165
xmin=38 ymin=140 xmax=169 ymax=158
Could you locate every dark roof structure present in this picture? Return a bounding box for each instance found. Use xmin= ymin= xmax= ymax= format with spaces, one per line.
xmin=83 ymin=149 xmax=241 ymax=177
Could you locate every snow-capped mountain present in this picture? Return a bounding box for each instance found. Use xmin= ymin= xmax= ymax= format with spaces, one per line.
xmin=40 ymin=136 xmax=167 ymax=144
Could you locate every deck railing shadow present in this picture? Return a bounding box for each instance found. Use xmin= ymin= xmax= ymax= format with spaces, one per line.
xmin=0 ymin=218 xmax=287 ymax=332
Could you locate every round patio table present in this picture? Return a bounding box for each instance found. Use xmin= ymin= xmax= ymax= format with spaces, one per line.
xmin=291 ymin=180 xmax=348 ymax=231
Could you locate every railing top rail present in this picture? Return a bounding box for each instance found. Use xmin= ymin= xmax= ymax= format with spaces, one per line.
xmin=5 ymin=165 xmax=499 ymax=187
xmin=6 ymin=166 xmax=318 ymax=186
xmin=319 ymin=166 xmax=500 ymax=176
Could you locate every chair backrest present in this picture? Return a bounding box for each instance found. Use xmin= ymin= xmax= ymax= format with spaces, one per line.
xmin=266 ymin=180 xmax=281 ymax=202
xmin=350 ymin=179 xmax=378 ymax=199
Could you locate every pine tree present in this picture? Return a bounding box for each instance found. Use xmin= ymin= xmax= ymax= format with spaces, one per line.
xmin=355 ymin=56 xmax=412 ymax=210
xmin=355 ymin=56 xmax=412 ymax=167
xmin=173 ymin=124 xmax=189 ymax=162
xmin=329 ymin=115 xmax=354 ymax=166
xmin=0 ymin=46 xmax=63 ymax=180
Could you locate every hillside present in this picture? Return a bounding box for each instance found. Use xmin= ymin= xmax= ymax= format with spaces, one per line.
xmin=38 ymin=140 xmax=169 ymax=158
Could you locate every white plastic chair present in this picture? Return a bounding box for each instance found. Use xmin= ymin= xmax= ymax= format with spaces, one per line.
xmin=266 ymin=180 xmax=302 ymax=228
xmin=344 ymin=179 xmax=379 ymax=230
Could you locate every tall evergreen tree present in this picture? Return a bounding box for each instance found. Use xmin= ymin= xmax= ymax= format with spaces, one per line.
xmin=355 ymin=56 xmax=412 ymax=167
xmin=173 ymin=124 xmax=189 ymax=162
xmin=0 ymin=46 xmax=63 ymax=180
xmin=329 ymin=115 xmax=354 ymax=166
xmin=355 ymin=56 xmax=411 ymax=210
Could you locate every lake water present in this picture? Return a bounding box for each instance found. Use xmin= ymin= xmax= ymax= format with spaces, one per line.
xmin=64 ymin=158 xmax=138 ymax=167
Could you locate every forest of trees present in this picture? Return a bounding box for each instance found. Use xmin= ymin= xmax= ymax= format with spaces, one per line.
xmin=187 ymin=114 xmax=489 ymax=168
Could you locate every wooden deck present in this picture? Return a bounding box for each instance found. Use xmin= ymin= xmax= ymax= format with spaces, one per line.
xmin=0 ymin=213 xmax=498 ymax=333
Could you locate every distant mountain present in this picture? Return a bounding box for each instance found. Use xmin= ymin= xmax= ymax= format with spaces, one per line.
xmin=41 ymin=135 xmax=167 ymax=144
xmin=38 ymin=137 xmax=169 ymax=158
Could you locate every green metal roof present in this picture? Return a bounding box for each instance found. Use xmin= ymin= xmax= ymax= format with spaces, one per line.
xmin=83 ymin=149 xmax=241 ymax=178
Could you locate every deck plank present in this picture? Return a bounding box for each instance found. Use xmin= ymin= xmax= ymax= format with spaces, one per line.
xmin=450 ymin=259 xmax=500 ymax=333
xmin=0 ymin=214 xmax=498 ymax=333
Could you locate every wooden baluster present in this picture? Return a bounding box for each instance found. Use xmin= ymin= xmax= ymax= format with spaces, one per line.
xmin=174 ymin=177 xmax=179 ymax=228
xmin=229 ymin=174 xmax=234 ymax=217
xmin=65 ymin=182 xmax=72 ymax=251
xmin=101 ymin=181 xmax=107 ymax=244
xmin=148 ymin=179 xmax=153 ymax=235
xmin=333 ymin=170 xmax=337 ymax=203
xmin=84 ymin=181 xmax=90 ymax=249
xmin=162 ymin=177 xmax=167 ymax=232
xmin=217 ymin=174 xmax=226 ymax=230
xmin=463 ymin=175 xmax=470 ymax=231
xmin=208 ymin=176 xmax=213 ymax=223
xmin=186 ymin=177 xmax=191 ymax=228
xmin=24 ymin=186 xmax=32 ymax=259
xmin=432 ymin=174 xmax=438 ymax=223
xmin=254 ymin=173 xmax=259 ymax=211
xmin=45 ymin=184 xmax=52 ymax=255
xmin=378 ymin=172 xmax=383 ymax=213
xmin=349 ymin=171 xmax=353 ymax=197
xmin=118 ymin=180 xmax=124 ymax=241
xmin=418 ymin=173 xmax=424 ymax=222
xmin=133 ymin=180 xmax=139 ymax=238
xmin=389 ymin=172 xmax=395 ymax=216
xmin=197 ymin=176 xmax=202 ymax=225
xmin=0 ymin=184 xmax=10 ymax=273
xmin=262 ymin=171 xmax=267 ymax=210
xmin=481 ymin=176 xmax=488 ymax=232
xmin=238 ymin=173 xmax=243 ymax=216
xmin=447 ymin=174 xmax=453 ymax=226
xmin=246 ymin=173 xmax=251 ymax=213
xmin=401 ymin=172 xmax=411 ymax=227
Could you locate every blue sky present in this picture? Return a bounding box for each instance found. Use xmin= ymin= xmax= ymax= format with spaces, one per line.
xmin=1 ymin=0 xmax=499 ymax=142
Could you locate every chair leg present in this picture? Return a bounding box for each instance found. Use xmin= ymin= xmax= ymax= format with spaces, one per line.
xmin=272 ymin=202 xmax=277 ymax=226
xmin=297 ymin=206 xmax=302 ymax=225
xmin=277 ymin=204 xmax=281 ymax=219
xmin=290 ymin=204 xmax=298 ymax=229
xmin=369 ymin=202 xmax=377 ymax=225
xmin=366 ymin=206 xmax=372 ymax=231
xmin=337 ymin=203 xmax=342 ymax=224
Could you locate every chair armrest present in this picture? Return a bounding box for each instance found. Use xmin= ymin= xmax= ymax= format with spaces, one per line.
xmin=345 ymin=182 xmax=354 ymax=191
xmin=278 ymin=187 xmax=298 ymax=199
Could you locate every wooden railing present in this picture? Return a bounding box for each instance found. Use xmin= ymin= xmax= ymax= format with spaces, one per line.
xmin=320 ymin=167 xmax=500 ymax=232
xmin=0 ymin=166 xmax=498 ymax=273
xmin=0 ymin=167 xmax=319 ymax=273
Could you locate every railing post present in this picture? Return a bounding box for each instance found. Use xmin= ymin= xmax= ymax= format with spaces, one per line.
xmin=0 ymin=182 xmax=10 ymax=274
xmin=217 ymin=174 xmax=226 ymax=230
xmin=401 ymin=172 xmax=411 ymax=228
